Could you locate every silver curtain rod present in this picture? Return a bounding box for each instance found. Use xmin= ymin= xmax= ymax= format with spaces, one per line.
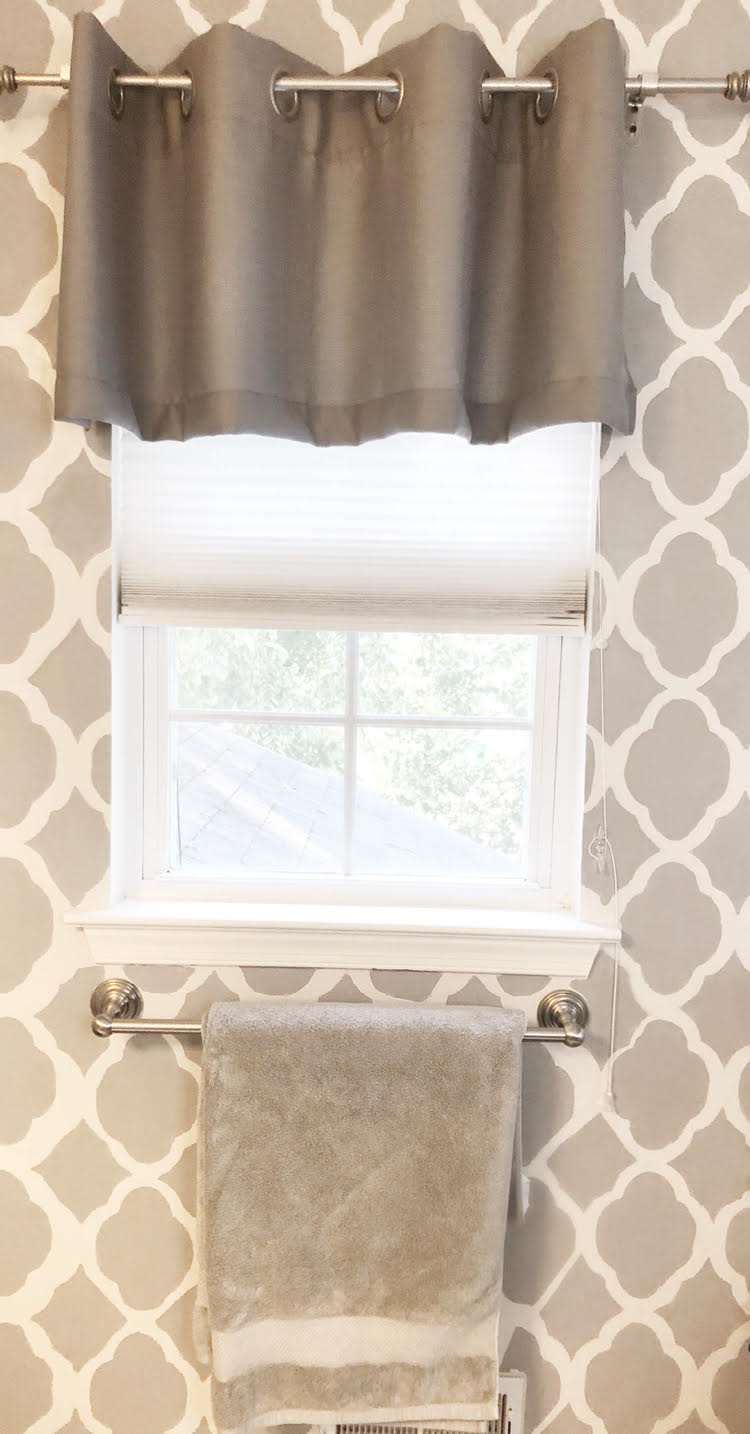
xmin=2 ymin=66 xmax=750 ymax=102
xmin=89 ymin=979 xmax=590 ymax=1046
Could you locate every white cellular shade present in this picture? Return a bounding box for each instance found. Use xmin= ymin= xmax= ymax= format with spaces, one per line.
xmin=116 ymin=425 xmax=599 ymax=633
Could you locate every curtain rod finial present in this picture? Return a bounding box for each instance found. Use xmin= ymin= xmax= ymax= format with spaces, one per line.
xmin=725 ymin=69 xmax=750 ymax=100
xmin=0 ymin=65 xmax=18 ymax=95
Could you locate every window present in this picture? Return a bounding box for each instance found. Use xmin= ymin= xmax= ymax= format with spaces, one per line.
xmin=81 ymin=423 xmax=616 ymax=973
xmin=142 ymin=626 xmax=574 ymax=896
xmin=169 ymin=629 xmax=536 ymax=880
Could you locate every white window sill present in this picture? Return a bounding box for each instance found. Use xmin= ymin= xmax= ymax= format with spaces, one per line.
xmin=66 ymin=902 xmax=619 ymax=976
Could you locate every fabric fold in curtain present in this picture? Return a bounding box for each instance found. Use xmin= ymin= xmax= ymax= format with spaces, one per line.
xmin=55 ymin=14 xmax=635 ymax=445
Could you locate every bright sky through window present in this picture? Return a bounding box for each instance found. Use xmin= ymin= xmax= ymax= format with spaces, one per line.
xmin=169 ymin=629 xmax=536 ymax=880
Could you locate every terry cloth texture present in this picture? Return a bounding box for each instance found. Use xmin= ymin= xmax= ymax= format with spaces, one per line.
xmin=195 ymin=1001 xmax=525 ymax=1434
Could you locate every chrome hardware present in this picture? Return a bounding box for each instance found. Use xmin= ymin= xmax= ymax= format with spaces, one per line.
xmin=5 ymin=62 xmax=750 ymax=111
xmin=534 ymin=68 xmax=558 ymax=123
xmin=90 ymin=979 xmax=589 ymax=1045
xmin=180 ymin=71 xmax=193 ymax=119
xmin=90 ymin=977 xmax=144 ymax=1036
xmin=725 ymin=69 xmax=750 ymax=100
xmin=108 ymin=67 xmax=125 ymax=118
xmin=270 ymin=68 xmax=300 ymax=120
xmin=109 ymin=66 xmax=193 ymax=119
xmin=479 ymin=69 xmax=494 ymax=123
xmin=627 ymin=70 xmax=658 ymax=134
xmin=374 ymin=70 xmax=404 ymax=122
xmin=536 ymin=989 xmax=588 ymax=1047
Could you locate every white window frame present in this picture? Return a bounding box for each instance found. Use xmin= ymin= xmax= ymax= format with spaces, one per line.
xmin=70 ymin=431 xmax=620 ymax=976
xmin=133 ymin=625 xmax=575 ymax=906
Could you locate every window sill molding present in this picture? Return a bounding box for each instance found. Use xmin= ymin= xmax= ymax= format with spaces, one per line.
xmin=66 ymin=902 xmax=619 ymax=976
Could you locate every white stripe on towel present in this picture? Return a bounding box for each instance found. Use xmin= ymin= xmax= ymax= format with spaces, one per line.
xmin=221 ymin=1403 xmax=499 ymax=1434
xmin=213 ymin=1315 xmax=498 ymax=1383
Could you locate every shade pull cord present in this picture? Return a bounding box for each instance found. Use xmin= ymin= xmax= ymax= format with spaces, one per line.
xmin=589 ymin=824 xmax=621 ymax=1110
xmin=587 ymin=490 xmax=622 ymax=1113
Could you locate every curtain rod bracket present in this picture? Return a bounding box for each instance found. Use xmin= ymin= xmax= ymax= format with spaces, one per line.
xmin=631 ymin=70 xmax=659 ymax=102
xmin=627 ymin=70 xmax=657 ymax=134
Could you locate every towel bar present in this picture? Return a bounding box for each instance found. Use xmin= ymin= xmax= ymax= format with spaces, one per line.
xmin=89 ymin=980 xmax=589 ymax=1046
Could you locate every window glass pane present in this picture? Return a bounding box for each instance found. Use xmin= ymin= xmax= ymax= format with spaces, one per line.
xmin=171 ymin=721 xmax=345 ymax=872
xmin=357 ymin=633 xmax=535 ymax=718
xmin=353 ymin=727 xmax=530 ymax=878
xmin=173 ymin=629 xmax=347 ymax=713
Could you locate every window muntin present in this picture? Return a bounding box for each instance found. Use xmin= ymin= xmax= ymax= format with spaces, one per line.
xmin=165 ymin=629 xmax=539 ymax=882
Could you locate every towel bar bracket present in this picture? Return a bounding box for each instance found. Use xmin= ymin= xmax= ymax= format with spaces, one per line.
xmin=536 ymin=989 xmax=588 ymax=1047
xmin=90 ymin=978 xmax=589 ymax=1045
xmin=91 ymin=977 xmax=143 ymax=1035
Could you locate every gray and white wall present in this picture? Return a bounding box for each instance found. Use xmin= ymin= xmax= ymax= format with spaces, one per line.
xmin=2 ymin=1 xmax=750 ymax=1431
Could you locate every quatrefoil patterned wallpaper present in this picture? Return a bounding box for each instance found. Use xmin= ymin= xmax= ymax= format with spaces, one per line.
xmin=2 ymin=1 xmax=750 ymax=1432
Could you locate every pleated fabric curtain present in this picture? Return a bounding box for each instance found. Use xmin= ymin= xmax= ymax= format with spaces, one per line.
xmin=55 ymin=14 xmax=635 ymax=446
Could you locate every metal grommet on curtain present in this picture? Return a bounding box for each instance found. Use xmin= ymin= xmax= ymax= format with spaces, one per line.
xmin=375 ymin=70 xmax=404 ymax=123
xmin=534 ymin=67 xmax=558 ymax=123
xmin=180 ymin=71 xmax=193 ymax=119
xmin=109 ymin=67 xmax=125 ymax=119
xmin=270 ymin=69 xmax=300 ymax=121
xmin=479 ymin=70 xmax=493 ymax=123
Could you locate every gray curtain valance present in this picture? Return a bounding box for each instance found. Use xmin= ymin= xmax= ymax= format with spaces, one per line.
xmin=55 ymin=14 xmax=635 ymax=445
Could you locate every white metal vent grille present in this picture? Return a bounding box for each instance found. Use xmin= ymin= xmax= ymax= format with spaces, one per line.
xmin=336 ymin=1373 xmax=526 ymax=1434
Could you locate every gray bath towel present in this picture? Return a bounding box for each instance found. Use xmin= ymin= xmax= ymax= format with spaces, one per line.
xmin=196 ymin=1001 xmax=525 ymax=1434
